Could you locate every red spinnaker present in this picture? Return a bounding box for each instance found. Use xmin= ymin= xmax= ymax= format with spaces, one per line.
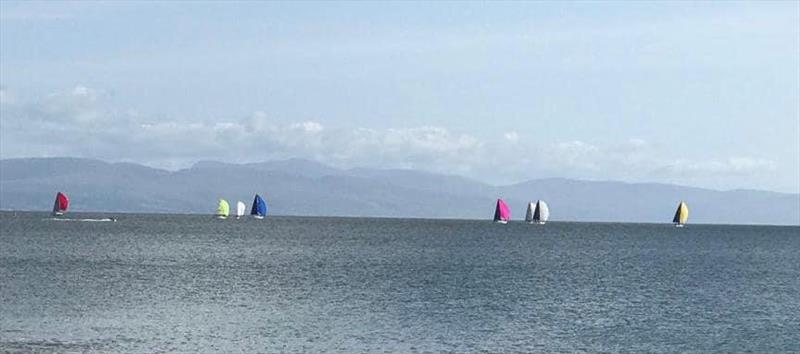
xmin=55 ymin=192 xmax=69 ymax=212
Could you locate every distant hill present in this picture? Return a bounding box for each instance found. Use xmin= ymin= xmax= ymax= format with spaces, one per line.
xmin=1 ymin=157 xmax=798 ymax=225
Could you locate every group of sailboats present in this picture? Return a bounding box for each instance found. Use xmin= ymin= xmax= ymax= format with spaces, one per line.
xmin=46 ymin=191 xmax=268 ymax=220
xmin=47 ymin=191 xmax=687 ymax=226
xmin=493 ymin=199 xmax=549 ymax=224
xmin=526 ymin=200 xmax=549 ymax=225
xmin=493 ymin=198 xmax=689 ymax=226
xmin=215 ymin=194 xmax=268 ymax=220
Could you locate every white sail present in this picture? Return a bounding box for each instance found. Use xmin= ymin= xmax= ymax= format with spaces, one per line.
xmin=537 ymin=200 xmax=550 ymax=223
xmin=236 ymin=201 xmax=246 ymax=218
xmin=525 ymin=202 xmax=536 ymax=222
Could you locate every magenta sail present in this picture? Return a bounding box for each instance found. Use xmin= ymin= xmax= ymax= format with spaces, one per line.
xmin=493 ymin=198 xmax=511 ymax=223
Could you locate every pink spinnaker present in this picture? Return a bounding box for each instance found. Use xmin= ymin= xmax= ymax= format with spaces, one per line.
xmin=494 ymin=199 xmax=511 ymax=221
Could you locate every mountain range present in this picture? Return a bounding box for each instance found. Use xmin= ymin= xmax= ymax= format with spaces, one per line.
xmin=1 ymin=157 xmax=798 ymax=225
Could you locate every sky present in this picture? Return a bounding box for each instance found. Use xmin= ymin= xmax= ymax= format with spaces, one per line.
xmin=1 ymin=1 xmax=798 ymax=193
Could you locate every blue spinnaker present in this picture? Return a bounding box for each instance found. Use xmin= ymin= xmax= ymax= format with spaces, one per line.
xmin=251 ymin=194 xmax=267 ymax=217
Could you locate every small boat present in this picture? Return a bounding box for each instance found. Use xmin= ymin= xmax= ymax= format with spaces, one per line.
xmin=673 ymin=201 xmax=689 ymax=227
xmin=51 ymin=192 xmax=69 ymax=216
xmin=250 ymin=194 xmax=267 ymax=219
xmin=525 ymin=200 xmax=549 ymax=225
xmin=493 ymin=198 xmax=511 ymax=224
xmin=215 ymin=199 xmax=230 ymax=219
xmin=235 ymin=201 xmax=246 ymax=219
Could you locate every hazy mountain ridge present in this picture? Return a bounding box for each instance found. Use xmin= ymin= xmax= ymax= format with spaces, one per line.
xmin=1 ymin=157 xmax=798 ymax=225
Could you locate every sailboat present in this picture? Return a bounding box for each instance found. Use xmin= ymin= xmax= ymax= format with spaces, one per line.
xmin=673 ymin=201 xmax=689 ymax=227
xmin=235 ymin=201 xmax=246 ymax=219
xmin=51 ymin=192 xmax=69 ymax=216
xmin=493 ymin=198 xmax=511 ymax=224
xmin=250 ymin=194 xmax=267 ymax=219
xmin=525 ymin=200 xmax=550 ymax=225
xmin=215 ymin=199 xmax=230 ymax=219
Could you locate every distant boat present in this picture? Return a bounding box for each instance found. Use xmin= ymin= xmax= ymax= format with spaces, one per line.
xmin=215 ymin=199 xmax=230 ymax=219
xmin=51 ymin=192 xmax=69 ymax=216
xmin=235 ymin=201 xmax=246 ymax=219
xmin=250 ymin=194 xmax=267 ymax=219
xmin=525 ymin=200 xmax=550 ymax=225
xmin=493 ymin=198 xmax=511 ymax=224
xmin=673 ymin=201 xmax=689 ymax=227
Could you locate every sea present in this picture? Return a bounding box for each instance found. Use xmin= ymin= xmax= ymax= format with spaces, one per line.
xmin=1 ymin=211 xmax=798 ymax=353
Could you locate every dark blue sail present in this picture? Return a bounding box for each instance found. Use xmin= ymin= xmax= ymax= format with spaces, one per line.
xmin=250 ymin=194 xmax=267 ymax=217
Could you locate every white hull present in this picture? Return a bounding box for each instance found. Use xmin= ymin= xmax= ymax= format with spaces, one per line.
xmin=253 ymin=215 xmax=264 ymax=219
xmin=537 ymin=221 xmax=546 ymax=225
xmin=52 ymin=212 xmax=64 ymax=216
xmin=494 ymin=220 xmax=508 ymax=224
xmin=215 ymin=215 xmax=227 ymax=220
xmin=674 ymin=223 xmax=684 ymax=228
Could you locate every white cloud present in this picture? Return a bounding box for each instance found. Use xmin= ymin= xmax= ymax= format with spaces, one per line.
xmin=0 ymin=86 xmax=783 ymax=190
xmin=503 ymin=131 xmax=519 ymax=143
xmin=290 ymin=121 xmax=323 ymax=134
xmin=656 ymin=157 xmax=777 ymax=177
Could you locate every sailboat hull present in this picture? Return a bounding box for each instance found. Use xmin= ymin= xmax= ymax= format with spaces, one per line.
xmin=52 ymin=212 xmax=64 ymax=217
xmin=253 ymin=215 xmax=264 ymax=219
xmin=215 ymin=215 xmax=227 ymax=220
xmin=674 ymin=224 xmax=684 ymax=228
xmin=494 ymin=220 xmax=508 ymax=224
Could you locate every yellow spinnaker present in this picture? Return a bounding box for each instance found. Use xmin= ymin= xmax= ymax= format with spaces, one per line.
xmin=673 ymin=201 xmax=689 ymax=225
xmin=217 ymin=199 xmax=230 ymax=217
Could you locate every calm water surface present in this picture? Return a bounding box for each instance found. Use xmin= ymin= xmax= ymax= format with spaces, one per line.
xmin=1 ymin=212 xmax=799 ymax=353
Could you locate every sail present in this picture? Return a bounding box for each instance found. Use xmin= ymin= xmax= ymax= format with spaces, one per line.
xmin=52 ymin=192 xmax=69 ymax=215
xmin=216 ymin=199 xmax=230 ymax=217
xmin=250 ymin=194 xmax=267 ymax=217
xmin=535 ymin=200 xmax=550 ymax=222
xmin=525 ymin=202 xmax=535 ymax=222
xmin=673 ymin=201 xmax=689 ymax=225
xmin=493 ymin=199 xmax=511 ymax=222
xmin=236 ymin=201 xmax=246 ymax=217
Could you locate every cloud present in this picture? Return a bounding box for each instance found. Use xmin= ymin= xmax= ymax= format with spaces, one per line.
xmin=0 ymin=86 xmax=486 ymax=173
xmin=503 ymin=131 xmax=519 ymax=143
xmin=0 ymin=86 xmax=780 ymax=188
xmin=655 ymin=157 xmax=777 ymax=178
xmin=290 ymin=121 xmax=323 ymax=134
